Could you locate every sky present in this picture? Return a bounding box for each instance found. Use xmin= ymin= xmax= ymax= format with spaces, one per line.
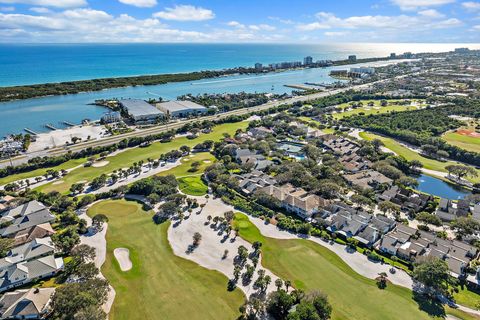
xmin=0 ymin=0 xmax=480 ymax=43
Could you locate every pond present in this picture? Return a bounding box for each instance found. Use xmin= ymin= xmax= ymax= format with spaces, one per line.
xmin=414 ymin=174 xmax=470 ymax=200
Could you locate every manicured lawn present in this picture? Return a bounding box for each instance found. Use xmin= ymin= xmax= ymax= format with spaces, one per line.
xmin=332 ymin=99 xmax=425 ymax=120
xmin=454 ymin=285 xmax=480 ymax=310
xmin=156 ymin=152 xmax=214 ymax=196
xmin=38 ymin=122 xmax=246 ymax=194
xmin=88 ymin=200 xmax=244 ymax=320
xmin=443 ymin=131 xmax=480 ymax=154
xmin=233 ymin=213 xmax=477 ymax=320
xmin=359 ymin=131 xmax=480 ymax=183
xmin=0 ymin=157 xmax=87 ymax=186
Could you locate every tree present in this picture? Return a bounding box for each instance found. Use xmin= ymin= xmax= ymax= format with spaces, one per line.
xmin=224 ymin=211 xmax=235 ymax=223
xmin=350 ymin=194 xmax=373 ymax=208
xmin=412 ymin=257 xmax=449 ymax=296
xmin=70 ymin=183 xmax=85 ymax=195
xmin=378 ymin=201 xmax=400 ymax=215
xmin=451 ymin=217 xmax=480 ymax=239
xmin=445 ymin=164 xmax=478 ymax=180
xmin=0 ymin=238 xmax=14 ymax=258
xmin=92 ymin=214 xmax=109 ymax=231
xmin=266 ymin=290 xmax=296 ymax=320
xmin=275 ymin=278 xmax=284 ymax=291
xmin=371 ymin=139 xmax=384 ymax=152
xmin=287 ymin=301 xmax=320 ymax=320
xmin=376 ymin=272 xmax=388 ymax=289
xmin=252 ymin=241 xmax=263 ymax=252
xmin=52 ymin=227 xmax=80 ymax=254
xmin=310 ymin=292 xmax=332 ymax=320
xmin=192 ymin=232 xmax=202 ymax=246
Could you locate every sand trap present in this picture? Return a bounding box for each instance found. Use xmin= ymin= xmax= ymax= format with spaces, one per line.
xmin=183 ymin=159 xmax=190 ymax=162
xmin=92 ymin=160 xmax=109 ymax=167
xmin=203 ymin=160 xmax=211 ymax=163
xmin=52 ymin=180 xmax=64 ymax=185
xmin=77 ymin=180 xmax=87 ymax=184
xmin=113 ymin=248 xmax=132 ymax=271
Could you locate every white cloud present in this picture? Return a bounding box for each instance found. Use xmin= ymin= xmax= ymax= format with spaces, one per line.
xmin=418 ymin=9 xmax=445 ymax=17
xmin=0 ymin=5 xmax=14 ymax=11
xmin=324 ymin=31 xmax=348 ymax=37
xmin=153 ymin=5 xmax=214 ymax=21
xmin=297 ymin=11 xmax=462 ymax=32
xmin=29 ymin=7 xmax=50 ymax=13
xmin=462 ymin=1 xmax=480 ymax=11
xmin=227 ymin=20 xmax=244 ymax=28
xmin=118 ymin=0 xmax=157 ymax=8
xmin=0 ymin=0 xmax=86 ymax=8
xmin=390 ymin=0 xmax=455 ymax=10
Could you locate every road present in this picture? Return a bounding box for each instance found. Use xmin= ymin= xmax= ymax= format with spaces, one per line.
xmin=0 ymin=73 xmax=411 ymax=169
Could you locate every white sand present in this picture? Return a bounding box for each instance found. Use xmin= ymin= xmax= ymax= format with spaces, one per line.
xmin=203 ymin=160 xmax=211 ymax=163
xmin=168 ymin=197 xmax=283 ymax=296
xmin=92 ymin=160 xmax=109 ymax=167
xmin=114 ymin=248 xmax=132 ymax=271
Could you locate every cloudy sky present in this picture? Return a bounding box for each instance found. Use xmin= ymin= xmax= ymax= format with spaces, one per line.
xmin=0 ymin=0 xmax=479 ymax=43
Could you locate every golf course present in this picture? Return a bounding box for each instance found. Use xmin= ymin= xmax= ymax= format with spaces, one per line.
xmin=332 ymin=99 xmax=424 ymax=120
xmin=88 ymin=199 xmax=244 ymax=320
xmin=34 ymin=121 xmax=246 ymax=194
xmin=443 ymin=129 xmax=480 ymax=154
xmin=233 ymin=213 xmax=478 ymax=320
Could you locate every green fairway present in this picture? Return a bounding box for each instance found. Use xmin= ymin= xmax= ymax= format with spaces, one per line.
xmin=443 ymin=131 xmax=480 ymax=154
xmin=359 ymin=131 xmax=480 ymax=183
xmin=332 ymin=99 xmax=424 ymax=120
xmin=156 ymin=152 xmax=214 ymax=196
xmin=38 ymin=122 xmax=246 ymax=194
xmin=233 ymin=213 xmax=477 ymax=320
xmin=0 ymin=157 xmax=87 ymax=186
xmin=88 ymin=200 xmax=244 ymax=320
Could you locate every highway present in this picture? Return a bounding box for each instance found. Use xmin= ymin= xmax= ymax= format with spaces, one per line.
xmin=0 ymin=73 xmax=411 ymax=169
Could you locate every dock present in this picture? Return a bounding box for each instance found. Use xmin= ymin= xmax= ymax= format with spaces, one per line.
xmin=63 ymin=121 xmax=76 ymax=127
xmin=284 ymin=84 xmax=322 ymax=91
xmin=45 ymin=123 xmax=57 ymax=130
xmin=24 ymin=128 xmax=38 ymax=135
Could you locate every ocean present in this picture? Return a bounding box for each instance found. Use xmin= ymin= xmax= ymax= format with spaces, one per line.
xmin=1 ymin=42 xmax=480 ymax=137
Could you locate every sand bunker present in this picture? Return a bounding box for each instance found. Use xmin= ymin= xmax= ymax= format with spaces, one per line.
xmin=92 ymin=160 xmax=109 ymax=167
xmin=52 ymin=180 xmax=64 ymax=185
xmin=113 ymin=248 xmax=132 ymax=271
xmin=203 ymin=160 xmax=212 ymax=163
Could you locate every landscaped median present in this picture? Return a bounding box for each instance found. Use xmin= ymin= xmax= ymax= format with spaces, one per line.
xmin=87 ymin=199 xmax=244 ymax=320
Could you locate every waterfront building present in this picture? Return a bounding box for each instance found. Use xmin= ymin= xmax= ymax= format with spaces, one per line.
xmin=350 ymin=67 xmax=376 ymax=75
xmin=156 ymin=100 xmax=208 ymax=118
xmin=390 ymin=53 xmax=396 ymax=59
xmin=101 ymin=111 xmax=122 ymax=124
xmin=303 ymin=56 xmax=313 ymax=66
xmin=348 ymin=55 xmax=357 ymax=62
xmin=119 ymin=99 xmax=164 ymax=124
xmin=254 ymin=63 xmax=263 ymax=70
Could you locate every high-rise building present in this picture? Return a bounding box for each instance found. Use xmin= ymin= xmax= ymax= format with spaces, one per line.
xmin=348 ymin=55 xmax=357 ymax=62
xmin=254 ymin=63 xmax=263 ymax=70
xmin=390 ymin=53 xmax=396 ymax=59
xmin=303 ymin=56 xmax=313 ymax=66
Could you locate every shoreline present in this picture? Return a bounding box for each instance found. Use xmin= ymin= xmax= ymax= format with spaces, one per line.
xmin=0 ymin=55 xmax=403 ymax=103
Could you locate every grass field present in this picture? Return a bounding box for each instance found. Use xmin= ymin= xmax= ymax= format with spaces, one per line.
xmin=156 ymin=152 xmax=214 ymax=196
xmin=37 ymin=122 xmax=246 ymax=194
xmin=443 ymin=130 xmax=480 ymax=154
xmin=332 ymin=99 xmax=424 ymax=120
xmin=0 ymin=157 xmax=87 ymax=186
xmin=233 ymin=213 xmax=478 ymax=320
xmin=87 ymin=200 xmax=244 ymax=320
xmin=359 ymin=131 xmax=480 ymax=183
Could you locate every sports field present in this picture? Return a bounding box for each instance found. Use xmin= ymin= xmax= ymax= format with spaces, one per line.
xmin=443 ymin=128 xmax=480 ymax=153
xmin=332 ymin=99 xmax=425 ymax=120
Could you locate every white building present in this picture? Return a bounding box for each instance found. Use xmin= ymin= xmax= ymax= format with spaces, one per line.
xmin=156 ymin=100 xmax=208 ymax=118
xmin=119 ymin=99 xmax=164 ymax=124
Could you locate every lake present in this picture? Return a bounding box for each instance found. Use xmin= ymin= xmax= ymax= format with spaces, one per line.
xmin=415 ymin=174 xmax=470 ymax=200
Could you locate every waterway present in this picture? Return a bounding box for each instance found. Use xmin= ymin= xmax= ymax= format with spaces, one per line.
xmin=415 ymin=174 xmax=470 ymax=200
xmin=0 ymin=60 xmax=391 ymax=137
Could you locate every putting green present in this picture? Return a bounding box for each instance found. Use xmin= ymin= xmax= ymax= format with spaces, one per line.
xmin=88 ymin=200 xmax=244 ymax=320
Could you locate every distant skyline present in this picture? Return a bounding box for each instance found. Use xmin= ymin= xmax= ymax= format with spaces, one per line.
xmin=1 ymin=0 xmax=480 ymax=43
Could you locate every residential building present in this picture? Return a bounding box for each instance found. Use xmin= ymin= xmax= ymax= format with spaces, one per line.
xmin=377 ymin=186 xmax=433 ymax=213
xmin=277 ymin=141 xmax=306 ymax=160
xmin=0 ymin=287 xmax=55 ymax=319
xmin=348 ymin=55 xmax=357 ymax=62
xmin=0 ymin=200 xmax=46 ymax=223
xmin=0 ymin=237 xmax=55 ymax=272
xmin=344 ymin=170 xmax=393 ymax=190
xmin=303 ymin=56 xmax=313 ymax=66
xmin=254 ymin=63 xmax=263 ymax=70
xmin=234 ymin=170 xmax=277 ymax=195
xmin=119 ymin=99 xmax=165 ymax=124
xmin=0 ymin=255 xmax=64 ymax=292
xmin=156 ymin=100 xmax=208 ymax=118
xmin=435 ymin=198 xmax=470 ymax=222
xmin=0 ymin=208 xmax=55 ymax=237
xmin=12 ymin=223 xmax=55 ymax=246
xmin=248 ymin=126 xmax=273 ymax=139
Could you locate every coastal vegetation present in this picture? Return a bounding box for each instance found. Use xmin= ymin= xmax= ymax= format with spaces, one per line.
xmin=87 ymin=200 xmax=244 ymax=320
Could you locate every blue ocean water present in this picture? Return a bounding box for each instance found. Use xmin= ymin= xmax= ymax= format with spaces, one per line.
xmin=1 ymin=43 xmax=480 ymax=137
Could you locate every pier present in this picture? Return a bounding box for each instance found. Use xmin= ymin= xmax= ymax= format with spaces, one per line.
xmin=45 ymin=123 xmax=57 ymax=131
xmin=63 ymin=121 xmax=76 ymax=127
xmin=24 ymin=128 xmax=38 ymax=135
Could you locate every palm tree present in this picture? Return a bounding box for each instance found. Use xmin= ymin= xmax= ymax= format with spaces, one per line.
xmin=192 ymin=232 xmax=202 ymax=246
xmin=275 ymin=278 xmax=283 ymax=291
xmin=285 ymin=280 xmax=291 ymax=291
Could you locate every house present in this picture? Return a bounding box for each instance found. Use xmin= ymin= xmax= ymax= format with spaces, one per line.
xmin=377 ymin=186 xmax=433 ymax=213
xmin=344 ymin=170 xmax=393 ymax=190
xmin=259 ymin=184 xmax=327 ymax=219
xmin=248 ymin=127 xmax=273 ymax=139
xmin=12 ymin=223 xmax=55 ymax=246
xmin=0 ymin=209 xmax=56 ymax=237
xmin=234 ymin=148 xmax=272 ymax=171
xmin=0 ymin=255 xmax=64 ymax=292
xmin=276 ymin=141 xmax=306 ymax=160
xmin=0 ymin=195 xmax=16 ymax=212
xmin=0 ymin=200 xmax=46 ymax=224
xmin=322 ymin=137 xmax=360 ymax=156
xmin=378 ymin=224 xmax=418 ymax=255
xmin=235 ymin=171 xmax=277 ymax=195
xmin=0 ymin=237 xmax=55 ymax=271
xmin=0 ymin=287 xmax=55 ymax=319
xmin=435 ymin=198 xmax=469 ymax=222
